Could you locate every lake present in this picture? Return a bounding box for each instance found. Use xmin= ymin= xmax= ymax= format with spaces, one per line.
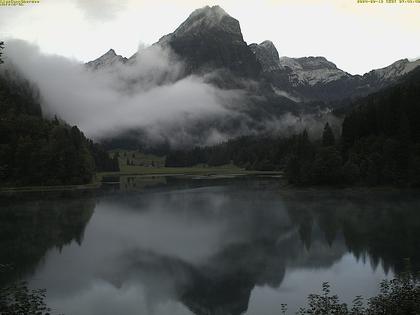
xmin=1 ymin=175 xmax=419 ymax=315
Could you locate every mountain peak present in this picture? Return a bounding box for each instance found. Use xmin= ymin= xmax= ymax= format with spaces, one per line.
xmin=168 ymin=5 xmax=242 ymax=40
xmin=260 ymin=40 xmax=276 ymax=49
xmin=86 ymin=48 xmax=127 ymax=70
xmin=191 ymin=5 xmax=228 ymax=17
xmin=156 ymin=5 xmax=260 ymax=78
xmin=187 ymin=5 xmax=230 ymax=24
xmin=105 ymin=49 xmax=117 ymax=56
xmin=249 ymin=40 xmax=280 ymax=72
xmin=366 ymin=57 xmax=420 ymax=82
xmin=295 ymin=56 xmax=338 ymax=70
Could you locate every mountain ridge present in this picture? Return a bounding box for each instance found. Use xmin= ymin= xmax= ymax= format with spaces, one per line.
xmin=86 ymin=49 xmax=128 ymax=70
xmin=249 ymin=40 xmax=420 ymax=101
xmin=86 ymin=5 xmax=420 ymax=104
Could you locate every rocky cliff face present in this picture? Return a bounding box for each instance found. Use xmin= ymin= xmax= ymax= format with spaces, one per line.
xmin=87 ymin=6 xmax=420 ymax=104
xmin=83 ymin=5 xmax=420 ymax=149
xmin=86 ymin=49 xmax=127 ymax=70
xmin=362 ymin=58 xmax=420 ymax=88
xmin=249 ymin=40 xmax=280 ymax=72
xmin=249 ymin=40 xmax=420 ymax=102
xmin=156 ymin=5 xmax=261 ymax=78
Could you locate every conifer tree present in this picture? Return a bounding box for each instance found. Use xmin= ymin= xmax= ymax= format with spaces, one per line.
xmin=0 ymin=41 xmax=4 ymax=64
xmin=322 ymin=122 xmax=335 ymax=147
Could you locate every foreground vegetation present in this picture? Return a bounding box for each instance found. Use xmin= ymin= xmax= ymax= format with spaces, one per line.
xmin=0 ymin=281 xmax=52 ymax=315
xmin=0 ymin=264 xmax=52 ymax=315
xmin=293 ymin=269 xmax=420 ymax=315
xmin=2 ymin=270 xmax=419 ymax=315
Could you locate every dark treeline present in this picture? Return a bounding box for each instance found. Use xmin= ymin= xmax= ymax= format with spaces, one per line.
xmin=339 ymin=68 xmax=420 ymax=186
xmin=0 ymin=44 xmax=118 ymax=187
xmin=0 ymin=41 xmax=3 ymax=65
xmin=278 ymin=66 xmax=420 ymax=186
xmin=166 ymin=136 xmax=294 ymax=170
xmin=0 ymin=196 xmax=95 ymax=286
xmin=285 ymin=191 xmax=420 ymax=274
xmin=166 ymin=67 xmax=420 ymax=187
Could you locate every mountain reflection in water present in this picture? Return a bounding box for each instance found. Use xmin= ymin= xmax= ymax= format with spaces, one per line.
xmin=1 ymin=176 xmax=419 ymax=315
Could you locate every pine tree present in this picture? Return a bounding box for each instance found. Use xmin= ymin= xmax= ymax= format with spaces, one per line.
xmin=0 ymin=41 xmax=4 ymax=64
xmin=322 ymin=122 xmax=335 ymax=147
xmin=395 ymin=112 xmax=412 ymax=184
xmin=112 ymin=155 xmax=120 ymax=171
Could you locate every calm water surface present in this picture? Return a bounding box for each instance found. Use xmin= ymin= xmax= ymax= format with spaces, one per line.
xmin=1 ymin=176 xmax=420 ymax=315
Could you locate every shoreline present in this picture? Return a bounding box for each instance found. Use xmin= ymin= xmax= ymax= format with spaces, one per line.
xmin=0 ymin=182 xmax=101 ymax=194
xmin=0 ymin=167 xmax=283 ymax=194
xmin=1 ymin=170 xmax=416 ymax=194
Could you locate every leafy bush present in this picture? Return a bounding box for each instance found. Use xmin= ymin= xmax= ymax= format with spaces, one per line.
xmin=0 ymin=264 xmax=57 ymax=315
xmin=0 ymin=282 xmax=51 ymax=315
xmin=367 ymin=271 xmax=420 ymax=315
xmin=293 ymin=270 xmax=420 ymax=315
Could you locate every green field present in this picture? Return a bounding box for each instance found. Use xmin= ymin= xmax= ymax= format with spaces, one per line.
xmin=109 ymin=150 xmax=165 ymax=169
xmin=0 ymin=166 xmax=281 ymax=194
xmin=98 ymin=164 xmax=257 ymax=177
xmin=0 ymin=150 xmax=282 ymax=193
xmin=106 ymin=149 xmax=273 ymax=176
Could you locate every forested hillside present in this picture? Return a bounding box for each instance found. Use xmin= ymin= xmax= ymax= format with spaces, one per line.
xmin=0 ymin=43 xmax=118 ymax=187
xmin=339 ymin=67 xmax=420 ymax=185
xmin=166 ymin=67 xmax=420 ymax=187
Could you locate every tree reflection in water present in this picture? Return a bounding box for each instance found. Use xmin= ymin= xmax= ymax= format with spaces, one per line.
xmin=0 ymin=178 xmax=419 ymax=315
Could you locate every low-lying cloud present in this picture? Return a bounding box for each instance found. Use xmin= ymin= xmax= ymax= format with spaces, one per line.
xmin=263 ymin=111 xmax=342 ymax=140
xmin=3 ymin=39 xmax=341 ymax=148
xmin=4 ymin=40 xmax=245 ymax=146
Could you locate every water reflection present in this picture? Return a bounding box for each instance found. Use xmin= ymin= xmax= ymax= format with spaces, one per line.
xmin=0 ymin=193 xmax=95 ymax=286
xmin=0 ymin=177 xmax=419 ymax=315
xmin=283 ymin=190 xmax=420 ymax=273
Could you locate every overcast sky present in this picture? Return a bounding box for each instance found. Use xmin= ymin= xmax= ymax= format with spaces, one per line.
xmin=1 ymin=0 xmax=419 ymax=74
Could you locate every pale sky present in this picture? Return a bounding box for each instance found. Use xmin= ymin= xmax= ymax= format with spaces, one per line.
xmin=1 ymin=0 xmax=420 ymax=74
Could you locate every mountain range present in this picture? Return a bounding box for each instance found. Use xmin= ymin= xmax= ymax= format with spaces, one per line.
xmin=2 ymin=4 xmax=420 ymax=187
xmin=88 ymin=5 xmax=420 ymax=104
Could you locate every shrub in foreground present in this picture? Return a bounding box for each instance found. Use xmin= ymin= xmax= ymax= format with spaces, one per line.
xmin=293 ymin=270 xmax=420 ymax=315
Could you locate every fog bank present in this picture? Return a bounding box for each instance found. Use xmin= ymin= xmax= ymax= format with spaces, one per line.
xmin=5 ymin=40 xmax=243 ymax=144
xmin=4 ymin=40 xmax=341 ymax=148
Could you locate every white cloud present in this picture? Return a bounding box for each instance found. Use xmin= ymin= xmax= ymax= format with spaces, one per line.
xmin=4 ymin=40 xmax=241 ymax=146
xmin=75 ymin=0 xmax=128 ymax=21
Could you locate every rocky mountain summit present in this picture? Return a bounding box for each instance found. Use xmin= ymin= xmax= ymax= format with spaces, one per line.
xmin=362 ymin=58 xmax=420 ymax=87
xmin=250 ymin=40 xmax=420 ymax=102
xmin=88 ymin=5 xmax=420 ymax=103
xmin=86 ymin=49 xmax=127 ymax=70
xmin=249 ymin=40 xmax=281 ymax=72
xmin=157 ymin=5 xmax=261 ymax=78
